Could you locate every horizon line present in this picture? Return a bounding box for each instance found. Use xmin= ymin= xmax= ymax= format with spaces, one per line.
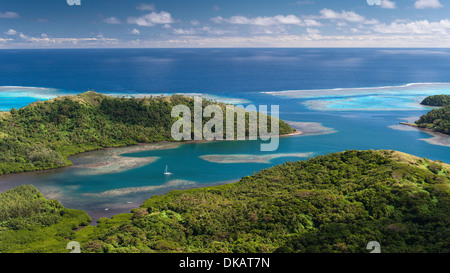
xmin=1 ymin=46 xmax=450 ymax=50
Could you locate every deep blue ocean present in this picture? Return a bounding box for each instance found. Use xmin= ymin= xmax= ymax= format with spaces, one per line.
xmin=0 ymin=48 xmax=449 ymax=222
xmin=2 ymin=48 xmax=450 ymax=94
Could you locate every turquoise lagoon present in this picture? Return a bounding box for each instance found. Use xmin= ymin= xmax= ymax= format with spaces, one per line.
xmin=0 ymin=83 xmax=450 ymax=222
xmin=2 ymin=47 xmax=450 ymax=222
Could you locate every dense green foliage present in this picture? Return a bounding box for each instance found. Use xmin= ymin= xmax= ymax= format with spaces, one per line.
xmin=415 ymin=95 xmax=450 ymax=135
xmin=70 ymin=150 xmax=450 ymax=253
xmin=0 ymin=92 xmax=294 ymax=175
xmin=421 ymin=94 xmax=450 ymax=107
xmin=0 ymin=185 xmax=91 ymax=253
xmin=415 ymin=105 xmax=450 ymax=135
xmin=2 ymin=93 xmax=448 ymax=253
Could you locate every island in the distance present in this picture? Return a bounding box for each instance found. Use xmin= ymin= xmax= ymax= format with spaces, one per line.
xmin=400 ymin=94 xmax=450 ymax=135
xmin=421 ymin=94 xmax=450 ymax=107
xmin=0 ymin=91 xmax=295 ymax=175
xmin=0 ymin=149 xmax=448 ymax=253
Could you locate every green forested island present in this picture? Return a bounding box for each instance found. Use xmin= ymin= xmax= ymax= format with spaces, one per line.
xmin=420 ymin=94 xmax=450 ymax=107
xmin=1 ymin=150 xmax=448 ymax=253
xmin=0 ymin=92 xmax=294 ymax=175
xmin=415 ymin=95 xmax=450 ymax=135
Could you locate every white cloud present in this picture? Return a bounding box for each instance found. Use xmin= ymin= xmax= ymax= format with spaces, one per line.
xmin=372 ymin=19 xmax=450 ymax=34
xmin=212 ymin=15 xmax=321 ymax=27
xmin=172 ymin=26 xmax=236 ymax=36
xmin=5 ymin=29 xmax=17 ymax=35
xmin=127 ymin=11 xmax=174 ymax=27
xmin=1 ymin=29 xmax=119 ymax=48
xmin=201 ymin=26 xmax=236 ymax=35
xmin=38 ymin=37 xmax=119 ymax=45
xmin=0 ymin=11 xmax=19 ymax=19
xmin=3 ymin=29 xmax=30 ymax=40
xmin=381 ymin=0 xmax=396 ymax=9
xmin=320 ymin=9 xmax=364 ymax=23
xmin=104 ymin=17 xmax=122 ymax=24
xmin=0 ymin=38 xmax=14 ymax=44
xmin=8 ymin=32 xmax=450 ymax=49
xmin=7 ymin=35 xmax=119 ymax=48
xmin=318 ymin=9 xmax=379 ymax=25
xmin=126 ymin=34 xmax=429 ymax=48
xmin=306 ymin=28 xmax=321 ymax=38
xmin=131 ymin=28 xmax=140 ymax=35
xmin=137 ymin=3 xmax=156 ymax=11
xmin=18 ymin=32 xmax=28 ymax=40
xmin=414 ymin=0 xmax=443 ymax=9
xmin=4 ymin=2 xmax=450 ymax=49
xmin=304 ymin=19 xmax=322 ymax=27
xmin=365 ymin=19 xmax=381 ymax=25
xmin=173 ymin=28 xmax=197 ymax=35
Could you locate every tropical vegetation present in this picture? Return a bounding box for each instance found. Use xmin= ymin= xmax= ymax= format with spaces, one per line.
xmin=420 ymin=94 xmax=450 ymax=107
xmin=416 ymin=95 xmax=450 ymax=135
xmin=2 ymin=150 xmax=447 ymax=253
xmin=0 ymin=185 xmax=91 ymax=253
xmin=0 ymin=91 xmax=294 ymax=175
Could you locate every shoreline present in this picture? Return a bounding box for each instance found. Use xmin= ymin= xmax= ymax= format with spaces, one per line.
xmin=399 ymin=121 xmax=445 ymax=134
xmin=280 ymin=130 xmax=303 ymax=137
xmin=0 ymin=130 xmax=300 ymax=179
xmin=399 ymin=122 xmax=419 ymax=128
xmin=398 ymin=122 xmax=450 ymax=147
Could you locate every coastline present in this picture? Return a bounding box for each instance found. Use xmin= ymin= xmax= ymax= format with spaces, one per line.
xmin=398 ymin=122 xmax=450 ymax=147
xmin=399 ymin=122 xmax=419 ymax=128
xmin=280 ymin=130 xmax=303 ymax=137
xmin=0 ymin=130 xmax=302 ymax=223
xmin=0 ymin=130 xmax=300 ymax=179
xmin=399 ymin=121 xmax=442 ymax=134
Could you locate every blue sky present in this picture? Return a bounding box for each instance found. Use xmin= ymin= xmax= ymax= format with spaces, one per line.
xmin=1 ymin=0 xmax=450 ymax=48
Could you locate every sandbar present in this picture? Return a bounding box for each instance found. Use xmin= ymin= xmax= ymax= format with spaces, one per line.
xmin=200 ymin=152 xmax=314 ymax=164
xmin=390 ymin=118 xmax=450 ymax=147
xmin=285 ymin=121 xmax=337 ymax=136
xmin=82 ymin=179 xmax=198 ymax=197
xmin=71 ymin=142 xmax=181 ymax=175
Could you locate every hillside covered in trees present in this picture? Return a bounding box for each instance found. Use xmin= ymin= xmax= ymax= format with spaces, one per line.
xmin=2 ymin=150 xmax=446 ymax=253
xmin=415 ymin=95 xmax=450 ymax=135
xmin=76 ymin=150 xmax=449 ymax=253
xmin=0 ymin=185 xmax=91 ymax=253
xmin=0 ymin=92 xmax=294 ymax=175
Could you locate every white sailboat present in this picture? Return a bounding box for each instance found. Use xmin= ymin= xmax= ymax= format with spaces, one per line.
xmin=164 ymin=165 xmax=173 ymax=175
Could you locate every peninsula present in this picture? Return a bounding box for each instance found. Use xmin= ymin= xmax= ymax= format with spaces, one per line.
xmin=0 ymin=91 xmax=295 ymax=175
xmin=400 ymin=94 xmax=450 ymax=135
